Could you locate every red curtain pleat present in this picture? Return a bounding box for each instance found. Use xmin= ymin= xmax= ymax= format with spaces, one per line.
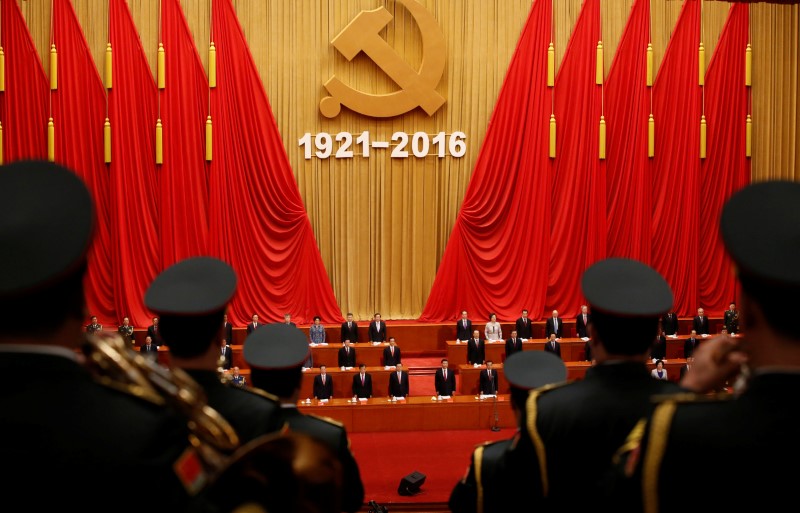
xmin=159 ymin=0 xmax=210 ymax=268
xmin=545 ymin=0 xmax=606 ymax=317
xmin=419 ymin=0 xmax=553 ymax=322
xmin=0 ymin=0 xmax=48 ymax=161
xmin=604 ymin=0 xmax=652 ymax=264
xmin=108 ymin=0 xmax=161 ymax=326
xmin=698 ymin=4 xmax=751 ymax=314
xmin=51 ymin=0 xmax=116 ymax=325
xmin=208 ymin=0 xmax=341 ymax=325
xmin=651 ymin=0 xmax=702 ymax=316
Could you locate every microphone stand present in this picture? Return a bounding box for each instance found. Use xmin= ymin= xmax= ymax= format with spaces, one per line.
xmin=490 ymin=378 xmax=500 ymax=432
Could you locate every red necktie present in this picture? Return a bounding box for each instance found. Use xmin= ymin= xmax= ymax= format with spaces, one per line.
xmin=322 ymin=375 xmax=325 ymax=384
xmin=444 ymin=369 xmax=447 ymax=380
xmin=361 ymin=375 xmax=365 ymax=385
xmin=391 ymin=347 xmax=394 ymax=355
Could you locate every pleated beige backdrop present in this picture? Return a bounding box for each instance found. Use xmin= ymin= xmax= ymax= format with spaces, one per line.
xmin=20 ymin=0 xmax=800 ymax=319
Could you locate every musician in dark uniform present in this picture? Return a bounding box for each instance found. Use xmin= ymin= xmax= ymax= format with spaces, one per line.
xmin=244 ymin=323 xmax=365 ymax=513
xmin=608 ymin=181 xmax=800 ymax=513
xmin=86 ymin=315 xmax=102 ymax=334
xmin=0 ymin=161 xmax=202 ymax=512
xmin=117 ymin=317 xmax=134 ymax=347
xmin=449 ymin=351 xmax=567 ymax=513
xmin=144 ymin=256 xmax=283 ymax=445
xmin=505 ymin=258 xmax=682 ymax=511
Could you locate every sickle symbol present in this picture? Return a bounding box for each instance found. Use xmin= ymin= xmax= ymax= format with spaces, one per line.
xmin=320 ymin=0 xmax=446 ymax=118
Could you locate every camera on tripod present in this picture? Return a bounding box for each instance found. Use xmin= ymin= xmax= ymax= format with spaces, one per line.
xmin=368 ymin=500 xmax=388 ymax=513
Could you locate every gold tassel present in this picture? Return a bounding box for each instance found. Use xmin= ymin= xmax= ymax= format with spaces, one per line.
xmin=0 ymin=121 xmax=4 ymax=165
xmin=699 ymin=115 xmax=707 ymax=159
xmin=547 ymin=43 xmax=555 ymax=87
xmin=48 ymin=118 xmax=55 ymax=162
xmin=104 ymin=118 xmax=111 ymax=164
xmin=698 ymin=43 xmax=705 ymax=86
xmin=157 ymin=43 xmax=165 ymax=90
xmin=0 ymin=46 xmax=5 ymax=92
xmin=646 ymin=43 xmax=653 ymax=87
xmin=549 ymin=114 xmax=556 ymax=158
xmin=745 ymin=43 xmax=752 ymax=87
xmin=155 ymin=119 xmax=163 ymax=164
xmin=50 ymin=44 xmax=58 ymax=90
xmin=105 ymin=43 xmax=113 ymax=89
xmin=648 ymin=114 xmax=655 ymax=158
xmin=209 ymin=42 xmax=217 ymax=88
xmin=596 ymin=41 xmax=604 ymax=85
xmin=745 ymin=114 xmax=752 ymax=158
xmin=205 ymin=115 xmax=213 ymax=161
xmin=599 ymin=116 xmax=606 ymax=160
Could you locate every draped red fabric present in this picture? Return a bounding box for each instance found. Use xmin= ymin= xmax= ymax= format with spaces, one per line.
xmin=604 ymin=0 xmax=652 ymax=264
xmin=698 ymin=4 xmax=751 ymax=314
xmin=51 ymin=0 xmax=116 ymax=325
xmin=159 ymin=0 xmax=210 ymax=268
xmin=108 ymin=0 xmax=161 ymax=326
xmin=0 ymin=0 xmax=48 ymax=161
xmin=418 ymin=0 xmax=553 ymax=322
xmin=651 ymin=0 xmax=701 ymax=316
xmin=208 ymin=0 xmax=341 ymax=325
xmin=546 ymin=0 xmax=606 ymax=317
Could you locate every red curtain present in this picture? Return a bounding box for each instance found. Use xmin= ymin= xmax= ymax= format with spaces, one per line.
xmin=651 ymin=0 xmax=701 ymax=316
xmin=698 ymin=4 xmax=751 ymax=314
xmin=159 ymin=0 xmax=210 ymax=268
xmin=604 ymin=0 xmax=652 ymax=264
xmin=546 ymin=0 xmax=606 ymax=317
xmin=419 ymin=0 xmax=553 ymax=322
xmin=108 ymin=0 xmax=161 ymax=326
xmin=208 ymin=0 xmax=341 ymax=325
xmin=0 ymin=0 xmax=48 ymax=161
xmin=51 ymin=0 xmax=116 ymax=325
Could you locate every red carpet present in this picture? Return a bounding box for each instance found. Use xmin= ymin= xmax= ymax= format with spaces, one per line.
xmin=349 ymin=429 xmax=513 ymax=505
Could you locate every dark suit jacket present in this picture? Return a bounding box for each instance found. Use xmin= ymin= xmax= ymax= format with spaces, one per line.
xmin=545 ymin=317 xmax=563 ymax=339
xmin=679 ymin=364 xmax=690 ymax=381
xmin=352 ymin=373 xmax=373 ymax=398
xmin=383 ymin=345 xmax=401 ymax=366
xmin=222 ymin=322 xmax=234 ymax=344
xmin=651 ymin=335 xmax=667 ymax=360
xmin=340 ymin=321 xmax=359 ymax=343
xmin=456 ymin=319 xmax=473 ymax=341
xmin=388 ymin=371 xmax=409 ymax=397
xmin=246 ymin=322 xmax=261 ymax=335
xmin=684 ymin=337 xmax=699 ymax=358
xmin=544 ymin=339 xmax=561 ymax=358
xmin=338 ymin=346 xmax=356 ymax=368
xmin=515 ymin=317 xmax=533 ymax=339
xmin=505 ymin=337 xmax=523 ymax=359
xmin=140 ymin=344 xmax=159 ymax=357
xmin=146 ymin=325 xmax=163 ymax=346
xmin=435 ymin=368 xmax=456 ymax=396
xmin=584 ymin=340 xmax=593 ymax=361
xmin=220 ymin=345 xmax=233 ymax=369
xmin=313 ymin=374 xmax=334 ymax=399
xmin=575 ymin=313 xmax=591 ymax=338
xmin=479 ymin=369 xmax=499 ymax=395
xmin=693 ymin=316 xmax=710 ymax=335
xmin=662 ymin=312 xmax=679 ymax=335
xmin=467 ymin=337 xmax=485 ymax=364
xmin=368 ymin=321 xmax=387 ymax=342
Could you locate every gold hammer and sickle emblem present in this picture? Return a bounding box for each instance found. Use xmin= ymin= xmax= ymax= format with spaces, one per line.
xmin=319 ymin=0 xmax=446 ymax=118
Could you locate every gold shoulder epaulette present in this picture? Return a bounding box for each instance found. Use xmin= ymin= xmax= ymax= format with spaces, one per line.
xmin=650 ymin=391 xmax=734 ymax=404
xmin=308 ymin=413 xmax=345 ymax=428
xmin=94 ymin=375 xmax=166 ymax=406
xmin=240 ymin=385 xmax=281 ymax=402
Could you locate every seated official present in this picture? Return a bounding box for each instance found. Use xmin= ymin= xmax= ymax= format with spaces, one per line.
xmin=313 ymin=365 xmax=334 ymax=400
xmin=352 ymin=364 xmax=373 ymax=399
xmin=383 ymin=337 xmax=401 ymax=366
xmin=388 ymin=363 xmax=409 ymax=398
xmin=230 ymin=366 xmax=247 ymax=388
xmin=140 ymin=336 xmax=159 ymax=359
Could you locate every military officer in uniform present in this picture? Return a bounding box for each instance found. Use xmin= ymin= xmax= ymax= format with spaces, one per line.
xmin=608 ymin=181 xmax=800 ymax=513
xmin=144 ymin=256 xmax=283 ymax=445
xmin=117 ymin=317 xmax=134 ymax=347
xmin=230 ymin=366 xmax=247 ymax=388
xmin=449 ymin=351 xmax=567 ymax=513
xmin=505 ymin=258 xmax=683 ymax=511
xmin=86 ymin=315 xmax=102 ymax=334
xmin=244 ymin=323 xmax=365 ymax=513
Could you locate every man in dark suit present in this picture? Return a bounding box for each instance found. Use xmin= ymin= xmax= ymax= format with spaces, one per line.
xmin=313 ymin=365 xmax=334 ymax=400
xmin=118 ymin=317 xmax=134 ymax=347
xmin=684 ymin=329 xmax=700 ymax=358
xmin=724 ymin=302 xmax=740 ymax=334
xmin=693 ymin=307 xmax=710 ymax=335
xmin=456 ymin=310 xmax=473 ymax=341
xmin=435 ymin=359 xmax=456 ymax=396
xmin=662 ymin=311 xmax=679 ymax=336
xmin=515 ymin=309 xmax=533 ymax=340
xmin=222 ymin=313 xmax=234 ymax=344
xmin=368 ymin=313 xmax=387 ymax=342
xmin=651 ymin=331 xmax=667 ymax=361
xmin=352 ymin=364 xmax=372 ymax=399
xmin=146 ymin=317 xmax=163 ymax=346
xmin=244 ymin=324 xmax=365 ymax=512
xmin=479 ymin=361 xmax=499 ymax=395
xmin=575 ymin=305 xmax=591 ymax=338
xmin=545 ymin=310 xmax=563 ymax=339
xmin=544 ymin=333 xmax=562 ymax=359
xmin=283 ymin=313 xmax=296 ymax=327
xmin=140 ymin=336 xmax=159 ymax=359
xmin=383 ymin=337 xmax=401 ymax=366
xmin=340 ymin=312 xmax=359 ymax=343
xmin=679 ymin=357 xmax=693 ymax=381
xmin=505 ymin=330 xmax=523 ymax=359
xmin=246 ymin=314 xmax=261 ymax=335
xmin=220 ymin=338 xmax=233 ymax=369
xmin=388 ymin=363 xmax=409 ymax=398
xmin=467 ymin=330 xmax=485 ymax=365
xmin=338 ymin=340 xmax=356 ymax=368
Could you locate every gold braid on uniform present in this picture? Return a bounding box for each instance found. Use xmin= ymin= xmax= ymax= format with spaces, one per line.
xmin=642 ymin=401 xmax=677 ymax=513
xmin=474 ymin=445 xmax=485 ymax=513
xmin=525 ymin=383 xmax=566 ymax=497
